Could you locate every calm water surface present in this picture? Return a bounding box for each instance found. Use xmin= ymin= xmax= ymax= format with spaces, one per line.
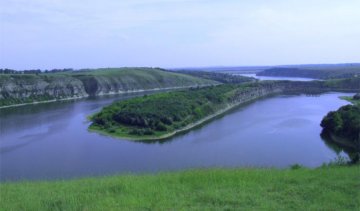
xmin=0 ymin=92 xmax=354 ymax=181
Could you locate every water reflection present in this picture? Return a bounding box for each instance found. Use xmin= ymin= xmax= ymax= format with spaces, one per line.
xmin=320 ymin=131 xmax=360 ymax=164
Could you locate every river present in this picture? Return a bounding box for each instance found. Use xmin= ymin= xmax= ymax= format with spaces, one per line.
xmin=0 ymin=89 xmax=354 ymax=181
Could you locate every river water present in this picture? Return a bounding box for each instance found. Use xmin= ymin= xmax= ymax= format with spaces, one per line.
xmin=0 ymin=88 xmax=354 ymax=181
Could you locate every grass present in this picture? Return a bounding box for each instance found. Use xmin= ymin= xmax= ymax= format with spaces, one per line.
xmin=340 ymin=96 xmax=360 ymax=106
xmin=1 ymin=166 xmax=359 ymax=210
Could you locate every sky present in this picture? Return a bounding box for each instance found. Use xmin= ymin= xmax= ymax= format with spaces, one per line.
xmin=1 ymin=0 xmax=359 ymax=70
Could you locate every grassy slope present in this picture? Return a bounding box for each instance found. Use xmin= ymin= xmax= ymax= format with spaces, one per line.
xmin=72 ymin=68 xmax=217 ymax=84
xmin=1 ymin=166 xmax=359 ymax=210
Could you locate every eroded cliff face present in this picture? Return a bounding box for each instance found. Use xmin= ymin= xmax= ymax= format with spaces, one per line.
xmin=229 ymin=83 xmax=283 ymax=105
xmin=1 ymin=70 xmax=358 ymax=107
xmin=0 ymin=69 xmax=217 ymax=107
xmin=0 ymin=75 xmax=88 ymax=106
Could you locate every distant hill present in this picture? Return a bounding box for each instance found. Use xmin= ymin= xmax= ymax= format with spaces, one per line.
xmin=170 ymin=66 xmax=270 ymax=73
xmin=170 ymin=63 xmax=360 ymax=75
xmin=257 ymin=65 xmax=360 ymax=79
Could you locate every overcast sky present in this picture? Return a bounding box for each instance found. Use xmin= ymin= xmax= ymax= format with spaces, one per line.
xmin=1 ymin=0 xmax=359 ymax=70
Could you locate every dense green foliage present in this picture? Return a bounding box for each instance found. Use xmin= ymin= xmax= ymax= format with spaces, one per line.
xmin=258 ymin=67 xmax=360 ymax=79
xmin=90 ymin=84 xmax=244 ymax=138
xmin=176 ymin=70 xmax=256 ymax=84
xmin=321 ymin=103 xmax=360 ymax=145
xmin=1 ymin=166 xmax=359 ymax=210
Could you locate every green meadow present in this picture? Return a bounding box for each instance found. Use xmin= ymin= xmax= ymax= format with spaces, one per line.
xmin=1 ymin=166 xmax=359 ymax=210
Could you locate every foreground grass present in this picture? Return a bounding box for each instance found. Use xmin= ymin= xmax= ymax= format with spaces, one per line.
xmin=1 ymin=166 xmax=359 ymax=210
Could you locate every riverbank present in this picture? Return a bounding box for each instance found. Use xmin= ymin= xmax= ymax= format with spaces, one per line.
xmin=1 ymin=166 xmax=359 ymax=210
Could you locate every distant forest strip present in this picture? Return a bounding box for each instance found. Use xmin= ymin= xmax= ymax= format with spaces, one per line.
xmin=257 ymin=66 xmax=360 ymax=79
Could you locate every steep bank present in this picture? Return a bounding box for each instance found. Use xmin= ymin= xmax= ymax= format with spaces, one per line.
xmin=0 ymin=74 xmax=88 ymax=107
xmin=1 ymin=166 xmax=359 ymax=210
xmin=0 ymin=68 xmax=218 ymax=107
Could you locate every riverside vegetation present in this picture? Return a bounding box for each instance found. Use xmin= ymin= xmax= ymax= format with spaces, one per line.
xmin=90 ymin=78 xmax=360 ymax=140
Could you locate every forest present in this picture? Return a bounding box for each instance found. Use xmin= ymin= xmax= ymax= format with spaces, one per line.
xmin=90 ymin=84 xmax=249 ymax=138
